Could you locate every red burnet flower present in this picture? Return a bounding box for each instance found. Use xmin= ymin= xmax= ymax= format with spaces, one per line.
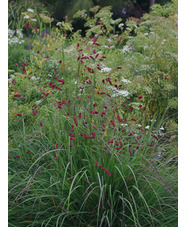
xmin=110 ymin=120 xmax=115 ymax=127
xmin=131 ymin=118 xmax=137 ymax=122
xmin=90 ymin=56 xmax=95 ymax=60
xmin=67 ymin=112 xmax=70 ymax=116
xmin=37 ymin=50 xmax=39 ymax=54
xmin=153 ymin=135 xmax=159 ymax=140
xmin=117 ymin=115 xmax=123 ymax=123
xmin=59 ymin=60 xmax=62 ymax=63
xmin=14 ymin=94 xmax=21 ymax=97
xmin=129 ymin=132 xmax=134 ymax=136
xmin=46 ymin=56 xmax=49 ymax=59
xmin=116 ymin=147 xmax=121 ymax=150
xmin=129 ymin=150 xmax=132 ymax=155
xmin=16 ymin=113 xmax=23 ymax=116
xmin=77 ymin=43 xmax=79 ymax=47
xmin=40 ymin=122 xmax=43 ymax=127
xmin=103 ymin=168 xmax=111 ymax=176
xmin=14 ymin=155 xmax=20 ymax=159
xmin=117 ymin=66 xmax=122 ymax=69
xmin=91 ymin=131 xmax=96 ymax=139
xmin=119 ymin=138 xmax=123 ymax=147
xmin=41 ymin=34 xmax=45 ymax=38
xmin=84 ymin=133 xmax=90 ymax=139
xmin=22 ymin=62 xmax=27 ymax=66
xmin=32 ymin=110 xmax=37 ymax=115
xmin=128 ymin=106 xmax=134 ymax=111
xmin=34 ymin=28 xmax=38 ymax=31
xmin=24 ymin=69 xmax=26 ymax=74
xmin=73 ymin=116 xmax=78 ymax=126
xmin=92 ymin=125 xmax=97 ymax=130
xmin=139 ymin=105 xmax=143 ymax=108
xmin=138 ymin=96 xmax=143 ymax=99
xmin=26 ymin=23 xmax=29 ymax=29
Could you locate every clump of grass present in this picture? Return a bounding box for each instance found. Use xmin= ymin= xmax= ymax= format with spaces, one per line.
xmin=8 ymin=1 xmax=177 ymax=226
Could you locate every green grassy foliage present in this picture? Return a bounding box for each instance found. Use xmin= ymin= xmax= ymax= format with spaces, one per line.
xmin=8 ymin=1 xmax=178 ymax=226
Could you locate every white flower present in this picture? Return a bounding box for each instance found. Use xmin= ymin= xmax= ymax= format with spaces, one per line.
xmin=101 ymin=67 xmax=112 ymax=73
xmin=35 ymin=100 xmax=42 ymax=105
xmin=121 ymin=44 xmax=132 ymax=53
xmin=107 ymin=39 xmax=112 ymax=42
xmin=56 ymin=22 xmax=62 ymax=26
xmin=118 ymin=23 xmax=124 ymax=28
xmin=48 ymin=74 xmax=52 ymax=77
xmin=121 ymin=78 xmax=131 ymax=84
xmin=16 ymin=29 xmax=23 ymax=39
xmin=8 ymin=37 xmax=24 ymax=46
xmin=137 ymin=124 xmax=142 ymax=127
xmin=122 ymin=8 xmax=126 ymax=15
xmin=24 ymin=15 xmax=30 ymax=19
xmin=145 ymin=126 xmax=150 ymax=129
xmin=9 ymin=74 xmax=15 ymax=78
xmin=111 ymin=89 xmax=129 ymax=97
xmin=109 ymin=45 xmax=115 ymax=49
xmin=27 ymin=8 xmax=34 ymax=13
xmin=103 ymin=45 xmax=109 ymax=49
xmin=159 ymin=127 xmax=165 ymax=130
xmin=31 ymin=19 xmax=37 ymax=22
xmin=144 ymin=33 xmax=149 ymax=36
xmin=8 ymin=29 xmax=15 ymax=38
xmin=120 ymin=123 xmax=128 ymax=127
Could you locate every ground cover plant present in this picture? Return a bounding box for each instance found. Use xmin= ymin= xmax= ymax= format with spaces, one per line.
xmin=8 ymin=0 xmax=178 ymax=226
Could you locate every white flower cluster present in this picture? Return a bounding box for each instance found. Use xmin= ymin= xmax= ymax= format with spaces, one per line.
xmin=63 ymin=47 xmax=75 ymax=54
xmin=8 ymin=29 xmax=24 ymax=46
xmin=16 ymin=29 xmax=23 ymax=39
xmin=101 ymin=67 xmax=112 ymax=73
xmin=8 ymin=37 xmax=24 ymax=46
xmin=24 ymin=15 xmax=30 ymax=19
xmin=27 ymin=8 xmax=34 ymax=13
xmin=118 ymin=23 xmax=124 ymax=28
xmin=8 ymin=29 xmax=15 ymax=38
xmin=31 ymin=76 xmax=40 ymax=80
xmin=121 ymin=44 xmax=132 ymax=53
xmin=108 ymin=86 xmax=129 ymax=97
xmin=56 ymin=22 xmax=62 ymax=26
xmin=121 ymin=78 xmax=131 ymax=84
xmin=35 ymin=100 xmax=42 ymax=105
